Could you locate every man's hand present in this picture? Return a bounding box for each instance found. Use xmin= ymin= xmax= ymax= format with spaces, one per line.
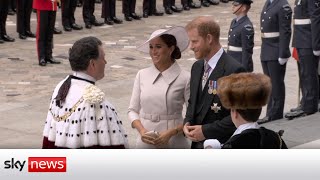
xmin=153 ymin=129 xmax=173 ymax=148
xmin=141 ymin=133 xmax=157 ymax=145
xmin=188 ymin=125 xmax=205 ymax=142
xmin=183 ymin=123 xmax=204 ymax=142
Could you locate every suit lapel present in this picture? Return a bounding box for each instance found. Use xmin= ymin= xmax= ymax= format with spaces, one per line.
xmin=266 ymin=0 xmax=278 ymax=11
xmin=231 ymin=16 xmax=248 ymax=29
xmin=230 ymin=19 xmax=237 ymax=29
xmin=192 ymin=60 xmax=204 ymax=112
xmin=262 ymin=0 xmax=269 ymax=11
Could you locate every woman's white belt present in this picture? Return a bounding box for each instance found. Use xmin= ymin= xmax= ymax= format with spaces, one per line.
xmin=294 ymin=19 xmax=311 ymax=25
xmin=228 ymin=46 xmax=242 ymax=52
xmin=140 ymin=112 xmax=181 ymax=122
xmin=261 ymin=32 xmax=280 ymax=38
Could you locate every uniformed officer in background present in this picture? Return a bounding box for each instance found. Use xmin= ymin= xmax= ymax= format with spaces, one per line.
xmin=227 ymin=0 xmax=254 ymax=72
xmin=16 ymin=0 xmax=36 ymax=39
xmin=122 ymin=0 xmax=142 ymax=21
xmin=33 ymin=0 xmax=61 ymax=66
xmin=284 ymin=0 xmax=320 ymax=119
xmin=257 ymin=0 xmax=292 ymax=124
xmin=82 ymin=0 xmax=104 ymax=28
xmin=0 ymin=0 xmax=15 ymax=43
xmin=185 ymin=0 xmax=201 ymax=9
xmin=101 ymin=0 xmax=123 ymax=25
xmin=142 ymin=0 xmax=164 ymax=18
xmin=7 ymin=0 xmax=17 ymax=16
xmin=61 ymin=0 xmax=83 ymax=31
xmin=163 ymin=0 xmax=183 ymax=15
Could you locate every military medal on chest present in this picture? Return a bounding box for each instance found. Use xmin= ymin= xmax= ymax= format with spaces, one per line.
xmin=211 ymin=103 xmax=221 ymax=113
xmin=208 ymin=80 xmax=217 ymax=95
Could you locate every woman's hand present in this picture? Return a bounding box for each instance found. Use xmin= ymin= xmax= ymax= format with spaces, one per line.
xmin=140 ymin=129 xmax=157 ymax=145
xmin=153 ymin=129 xmax=176 ymax=147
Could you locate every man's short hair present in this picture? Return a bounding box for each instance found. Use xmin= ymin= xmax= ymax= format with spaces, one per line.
xmin=186 ymin=16 xmax=220 ymax=42
xmin=69 ymin=36 xmax=102 ymax=71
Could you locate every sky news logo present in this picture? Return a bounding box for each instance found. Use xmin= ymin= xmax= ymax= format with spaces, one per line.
xmin=3 ymin=157 xmax=67 ymax=172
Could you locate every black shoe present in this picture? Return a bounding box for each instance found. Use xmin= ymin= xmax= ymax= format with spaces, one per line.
xmin=257 ymin=116 xmax=272 ymax=125
xmin=143 ymin=12 xmax=149 ymax=18
xmin=220 ymin=0 xmax=229 ymax=3
xmin=130 ymin=13 xmax=141 ymax=20
xmin=2 ymin=35 xmax=15 ymax=42
xmin=64 ymin=26 xmax=72 ymax=31
xmin=25 ymin=31 xmax=36 ymax=38
xmin=0 ymin=38 xmax=4 ymax=44
xmin=124 ymin=15 xmax=133 ymax=21
xmin=189 ymin=2 xmax=201 ymax=8
xmin=290 ymin=105 xmax=302 ymax=112
xmin=85 ymin=23 xmax=92 ymax=29
xmin=112 ymin=17 xmax=123 ymax=24
xmin=208 ymin=0 xmax=219 ymax=5
xmin=71 ymin=23 xmax=83 ymax=30
xmin=46 ymin=58 xmax=61 ymax=64
xmin=54 ymin=28 xmax=62 ymax=34
xmin=92 ymin=20 xmax=104 ymax=26
xmin=104 ymin=18 xmax=114 ymax=25
xmin=39 ymin=59 xmax=46 ymax=66
xmin=202 ymin=1 xmax=210 ymax=7
xmin=171 ymin=6 xmax=183 ymax=13
xmin=183 ymin=5 xmax=190 ymax=11
xmin=19 ymin=34 xmax=27 ymax=40
xmin=285 ymin=110 xmax=314 ymax=120
xmin=153 ymin=11 xmax=164 ymax=16
xmin=165 ymin=7 xmax=173 ymax=14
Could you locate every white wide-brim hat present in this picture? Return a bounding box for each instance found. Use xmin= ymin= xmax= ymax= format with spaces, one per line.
xmin=137 ymin=26 xmax=189 ymax=54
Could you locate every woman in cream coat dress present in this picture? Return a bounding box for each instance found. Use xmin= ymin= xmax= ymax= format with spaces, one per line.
xmin=128 ymin=26 xmax=191 ymax=148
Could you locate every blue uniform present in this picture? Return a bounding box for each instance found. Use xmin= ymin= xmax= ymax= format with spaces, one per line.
xmin=227 ymin=15 xmax=254 ymax=72
xmin=260 ymin=0 xmax=292 ymax=120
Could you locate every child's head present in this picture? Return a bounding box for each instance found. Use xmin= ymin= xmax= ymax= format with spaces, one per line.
xmin=217 ymin=73 xmax=271 ymax=124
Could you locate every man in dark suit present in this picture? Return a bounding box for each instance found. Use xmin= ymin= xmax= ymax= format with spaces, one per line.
xmin=227 ymin=0 xmax=254 ymax=72
xmin=16 ymin=0 xmax=36 ymax=39
xmin=284 ymin=0 xmax=320 ymax=119
xmin=0 ymin=0 xmax=15 ymax=43
xmin=183 ymin=16 xmax=245 ymax=149
xmin=61 ymin=0 xmax=83 ymax=31
xmin=257 ymin=0 xmax=292 ymax=124
xmin=82 ymin=0 xmax=104 ymax=28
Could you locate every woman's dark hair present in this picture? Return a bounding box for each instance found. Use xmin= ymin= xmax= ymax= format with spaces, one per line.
xmin=68 ymin=36 xmax=102 ymax=71
xmin=159 ymin=34 xmax=181 ymax=60
xmin=236 ymin=108 xmax=262 ymax=122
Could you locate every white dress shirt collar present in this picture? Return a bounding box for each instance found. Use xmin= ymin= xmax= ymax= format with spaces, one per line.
xmin=232 ymin=122 xmax=259 ymax=137
xmin=73 ymin=71 xmax=97 ymax=83
xmin=205 ymin=47 xmax=224 ymax=73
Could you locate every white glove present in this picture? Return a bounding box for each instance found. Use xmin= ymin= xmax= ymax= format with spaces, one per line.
xmin=278 ymin=58 xmax=288 ymax=65
xmin=203 ymin=139 xmax=222 ymax=149
xmin=313 ymin=50 xmax=320 ymax=56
